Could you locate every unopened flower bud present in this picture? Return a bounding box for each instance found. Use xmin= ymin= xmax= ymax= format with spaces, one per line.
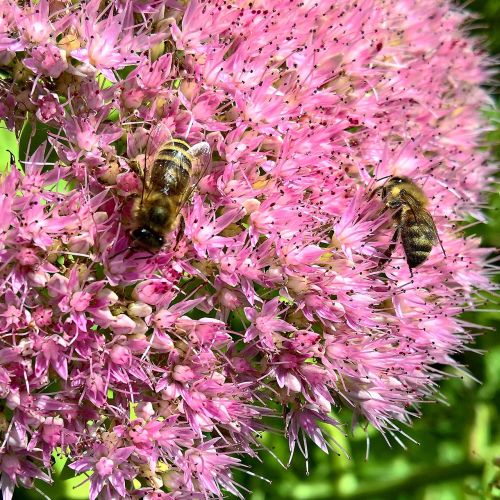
xmin=110 ymin=345 xmax=131 ymax=365
xmin=172 ymin=364 xmax=195 ymax=383
xmin=136 ymin=402 xmax=154 ymax=420
xmin=110 ymin=314 xmax=136 ymax=335
xmin=128 ymin=302 xmax=153 ymax=318
xmin=17 ymin=247 xmax=39 ymax=266
xmin=132 ymin=319 xmax=148 ymax=336
xmin=218 ymin=288 xmax=241 ymax=310
xmin=243 ymin=198 xmax=261 ymax=214
xmin=96 ymin=288 xmax=119 ymax=305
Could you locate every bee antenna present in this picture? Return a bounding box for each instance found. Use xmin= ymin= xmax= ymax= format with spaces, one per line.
xmin=373 ymin=174 xmax=393 ymax=182
xmin=109 ymin=245 xmax=132 ymax=260
xmin=109 ymin=247 xmax=130 ymax=260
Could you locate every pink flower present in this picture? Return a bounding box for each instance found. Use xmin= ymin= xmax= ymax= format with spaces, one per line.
xmin=70 ymin=2 xmax=165 ymax=81
xmin=36 ymin=93 xmax=65 ymax=123
xmin=62 ymin=112 xmax=122 ymax=153
xmin=16 ymin=0 xmax=53 ymax=45
xmin=185 ymin=198 xmax=244 ymax=257
xmin=70 ymin=445 xmax=135 ymax=500
xmin=134 ymin=53 xmax=172 ymax=92
xmin=33 ymin=334 xmax=68 ymax=380
xmin=24 ymin=44 xmax=67 ymax=77
xmin=178 ymin=440 xmax=241 ymax=498
xmin=244 ymin=297 xmax=295 ymax=349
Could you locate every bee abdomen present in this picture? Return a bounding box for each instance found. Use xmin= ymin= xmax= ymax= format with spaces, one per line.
xmin=151 ymin=138 xmax=194 ymax=196
xmin=401 ymin=223 xmax=434 ymax=269
xmin=158 ymin=138 xmax=191 ymax=154
xmin=157 ymin=139 xmax=193 ymax=172
xmin=405 ymin=248 xmax=431 ymax=269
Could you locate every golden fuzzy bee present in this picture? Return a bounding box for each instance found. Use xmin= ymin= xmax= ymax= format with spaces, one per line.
xmin=131 ymin=136 xmax=211 ymax=251
xmin=375 ymin=176 xmax=445 ymax=270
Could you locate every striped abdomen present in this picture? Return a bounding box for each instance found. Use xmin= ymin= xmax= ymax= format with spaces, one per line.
xmin=150 ymin=138 xmax=193 ymax=196
xmin=400 ymin=209 xmax=436 ymax=269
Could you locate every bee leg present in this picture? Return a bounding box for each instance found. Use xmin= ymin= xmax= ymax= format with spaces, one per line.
xmin=367 ymin=184 xmax=383 ymax=202
xmin=130 ymin=158 xmax=144 ymax=176
xmin=173 ymin=216 xmax=185 ymax=251
xmin=435 ymin=230 xmax=447 ymax=258
xmin=377 ymin=226 xmax=400 ymax=269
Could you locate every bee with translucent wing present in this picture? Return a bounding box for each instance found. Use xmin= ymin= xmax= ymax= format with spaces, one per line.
xmin=130 ymin=128 xmax=211 ymax=251
xmin=372 ymin=176 xmax=446 ymax=272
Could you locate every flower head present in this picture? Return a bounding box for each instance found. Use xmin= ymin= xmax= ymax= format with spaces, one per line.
xmin=0 ymin=0 xmax=495 ymax=498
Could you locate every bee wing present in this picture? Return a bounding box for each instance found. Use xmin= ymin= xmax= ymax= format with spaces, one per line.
xmin=399 ymin=190 xmax=446 ymax=256
xmin=146 ymin=121 xmax=173 ymax=158
xmin=421 ymin=208 xmax=447 ymax=257
xmin=141 ymin=122 xmax=173 ymax=202
xmin=174 ymin=141 xmax=212 ymax=217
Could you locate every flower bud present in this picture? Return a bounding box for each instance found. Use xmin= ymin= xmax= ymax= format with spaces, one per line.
xmin=172 ymin=364 xmax=195 ymax=383
xmin=287 ymin=275 xmax=309 ymax=295
xmin=27 ymin=270 xmax=49 ymax=287
xmin=243 ymin=198 xmax=261 ymax=214
xmin=110 ymin=345 xmax=131 ymax=365
xmin=17 ymin=247 xmax=39 ymax=266
xmin=68 ymin=235 xmax=91 ymax=254
xmin=110 ymin=314 xmax=136 ymax=335
xmin=218 ymin=288 xmax=241 ymax=310
xmin=132 ymin=318 xmax=148 ymax=336
xmin=128 ymin=302 xmax=153 ymax=318
xmin=96 ymin=288 xmax=119 ymax=305
xmin=150 ymin=331 xmax=174 ymax=351
xmin=136 ymin=402 xmax=154 ymax=420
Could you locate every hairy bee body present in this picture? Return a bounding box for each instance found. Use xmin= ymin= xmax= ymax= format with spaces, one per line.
xmin=398 ymin=205 xmax=437 ymax=268
xmin=381 ymin=176 xmax=440 ymax=270
xmin=131 ymin=138 xmax=207 ymax=250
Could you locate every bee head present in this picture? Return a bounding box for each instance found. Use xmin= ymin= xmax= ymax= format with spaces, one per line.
xmin=390 ymin=176 xmax=405 ymax=183
xmin=382 ymin=176 xmax=410 ymax=207
xmin=131 ymin=227 xmax=164 ymax=250
xmin=382 ymin=176 xmax=408 ymax=198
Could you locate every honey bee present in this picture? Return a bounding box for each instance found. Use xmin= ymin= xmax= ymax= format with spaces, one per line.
xmin=130 ymin=134 xmax=211 ymax=251
xmin=375 ymin=176 xmax=445 ymax=271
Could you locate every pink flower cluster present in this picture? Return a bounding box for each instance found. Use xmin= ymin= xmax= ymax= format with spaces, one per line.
xmin=0 ymin=0 xmax=494 ymax=498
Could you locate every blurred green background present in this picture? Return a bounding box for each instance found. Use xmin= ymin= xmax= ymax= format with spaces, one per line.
xmin=4 ymin=1 xmax=500 ymax=499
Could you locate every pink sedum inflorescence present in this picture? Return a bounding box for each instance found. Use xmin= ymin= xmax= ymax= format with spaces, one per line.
xmin=0 ymin=0 xmax=495 ymax=498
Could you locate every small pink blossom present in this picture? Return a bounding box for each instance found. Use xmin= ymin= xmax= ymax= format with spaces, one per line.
xmin=36 ymin=93 xmax=65 ymax=124
xmin=24 ymin=44 xmax=68 ymax=77
xmin=244 ymin=297 xmax=295 ymax=349
xmin=70 ymin=445 xmax=135 ymax=500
